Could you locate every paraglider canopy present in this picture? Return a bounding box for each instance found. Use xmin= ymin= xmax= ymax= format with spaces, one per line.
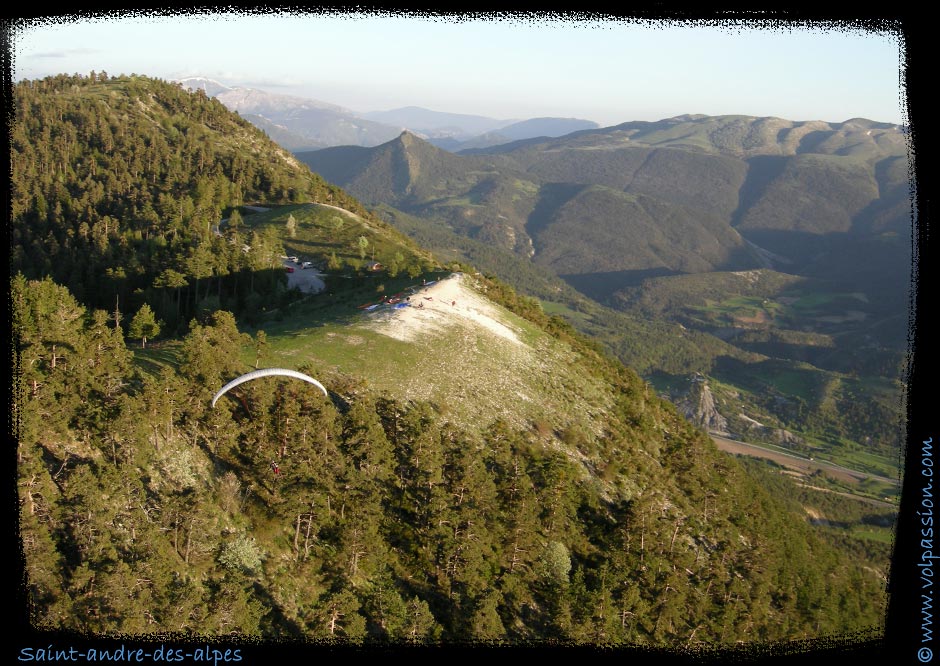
xmin=212 ymin=368 xmax=329 ymax=408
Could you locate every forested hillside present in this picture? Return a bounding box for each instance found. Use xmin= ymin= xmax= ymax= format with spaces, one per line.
xmin=9 ymin=73 xmax=434 ymax=335
xmin=12 ymin=73 xmax=891 ymax=648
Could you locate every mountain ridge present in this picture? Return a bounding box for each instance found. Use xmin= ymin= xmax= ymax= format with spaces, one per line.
xmin=176 ymin=78 xmax=606 ymax=151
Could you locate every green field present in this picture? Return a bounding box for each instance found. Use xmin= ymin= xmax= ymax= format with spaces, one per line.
xmin=823 ymin=447 xmax=902 ymax=481
xmin=133 ymin=341 xmax=183 ymax=376
xmin=539 ymin=299 xmax=594 ymax=328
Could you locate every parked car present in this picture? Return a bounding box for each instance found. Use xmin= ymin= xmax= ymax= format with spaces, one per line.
xmin=287 ymin=256 xmax=299 ymax=263
xmin=285 ymin=266 xmax=295 ymax=273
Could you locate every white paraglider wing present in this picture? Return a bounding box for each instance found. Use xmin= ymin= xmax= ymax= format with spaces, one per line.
xmin=212 ymin=368 xmax=329 ymax=407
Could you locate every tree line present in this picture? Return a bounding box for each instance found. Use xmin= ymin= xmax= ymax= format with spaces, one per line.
xmin=13 ymin=273 xmax=887 ymax=643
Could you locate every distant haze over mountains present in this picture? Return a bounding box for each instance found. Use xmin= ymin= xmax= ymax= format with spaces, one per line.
xmin=177 ymin=77 xmax=405 ymax=151
xmin=176 ymin=77 xmax=601 ymax=152
xmin=360 ymin=106 xmax=517 ymax=137
xmin=360 ymin=106 xmax=601 ymax=150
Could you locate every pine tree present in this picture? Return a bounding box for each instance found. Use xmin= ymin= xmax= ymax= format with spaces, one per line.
xmin=253 ymin=330 xmax=267 ymax=368
xmin=128 ymin=303 xmax=161 ymax=348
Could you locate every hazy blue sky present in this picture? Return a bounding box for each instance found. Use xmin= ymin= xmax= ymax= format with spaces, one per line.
xmin=11 ymin=10 xmax=906 ymax=127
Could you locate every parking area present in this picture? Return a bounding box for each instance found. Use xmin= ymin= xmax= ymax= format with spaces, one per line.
xmin=282 ymin=258 xmax=326 ymax=293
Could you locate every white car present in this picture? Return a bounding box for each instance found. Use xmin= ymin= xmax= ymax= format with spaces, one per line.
xmin=301 ymin=261 xmax=313 ymax=269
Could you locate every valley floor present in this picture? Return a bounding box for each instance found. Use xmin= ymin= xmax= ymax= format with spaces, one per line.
xmin=711 ymin=433 xmax=899 ymax=508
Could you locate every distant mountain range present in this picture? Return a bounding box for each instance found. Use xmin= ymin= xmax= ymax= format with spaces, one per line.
xmin=177 ymin=77 xmax=406 ymax=151
xmin=295 ymin=114 xmax=912 ymax=461
xmin=176 ymin=77 xmax=600 ymax=151
xmin=361 ymin=106 xmax=601 ymax=150
xmin=297 ymin=115 xmax=910 ymax=291
xmin=360 ymin=105 xmax=516 ymax=137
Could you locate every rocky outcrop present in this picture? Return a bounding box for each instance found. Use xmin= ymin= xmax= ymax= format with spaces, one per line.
xmin=678 ymin=374 xmax=729 ymax=435
xmin=773 ymin=428 xmax=804 ymax=447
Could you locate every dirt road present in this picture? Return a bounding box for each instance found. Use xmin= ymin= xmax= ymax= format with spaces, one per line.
xmin=308 ymin=202 xmax=363 ymax=222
